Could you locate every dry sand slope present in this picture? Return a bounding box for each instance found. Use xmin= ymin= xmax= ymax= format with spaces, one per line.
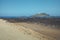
xmin=0 ymin=19 xmax=60 ymax=40
xmin=0 ymin=19 xmax=39 ymax=40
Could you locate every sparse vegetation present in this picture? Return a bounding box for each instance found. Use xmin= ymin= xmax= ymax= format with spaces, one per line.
xmin=0 ymin=13 xmax=60 ymax=29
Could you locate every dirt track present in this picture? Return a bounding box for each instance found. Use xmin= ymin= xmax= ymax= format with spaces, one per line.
xmin=0 ymin=19 xmax=60 ymax=40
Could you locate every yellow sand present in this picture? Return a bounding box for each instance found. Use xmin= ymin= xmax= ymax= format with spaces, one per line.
xmin=0 ymin=19 xmax=39 ymax=40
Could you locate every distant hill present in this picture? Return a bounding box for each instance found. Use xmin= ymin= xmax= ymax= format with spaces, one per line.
xmin=32 ymin=13 xmax=49 ymax=18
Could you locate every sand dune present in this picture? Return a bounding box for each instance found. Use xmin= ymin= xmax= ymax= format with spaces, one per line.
xmin=0 ymin=19 xmax=60 ymax=40
xmin=0 ymin=19 xmax=39 ymax=40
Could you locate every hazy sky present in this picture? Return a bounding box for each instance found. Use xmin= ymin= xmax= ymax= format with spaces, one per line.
xmin=0 ymin=0 xmax=60 ymax=17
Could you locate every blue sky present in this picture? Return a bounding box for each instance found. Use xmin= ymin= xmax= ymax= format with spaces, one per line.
xmin=0 ymin=0 xmax=60 ymax=17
